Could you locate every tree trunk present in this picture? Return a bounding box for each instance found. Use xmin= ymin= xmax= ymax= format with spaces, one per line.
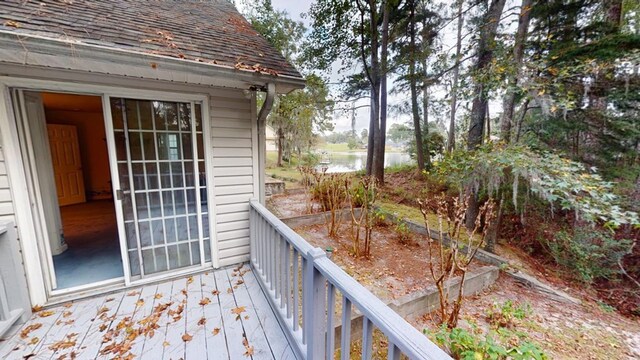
xmin=277 ymin=127 xmax=284 ymax=167
xmin=466 ymin=0 xmax=507 ymax=230
xmin=365 ymin=0 xmax=380 ymax=177
xmin=409 ymin=1 xmax=425 ymax=171
xmin=467 ymin=0 xmax=506 ymax=150
xmin=422 ymin=79 xmax=431 ymax=168
xmin=375 ymin=1 xmax=390 ymax=184
xmin=499 ymin=0 xmax=532 ymax=143
xmin=447 ymin=0 xmax=464 ymax=153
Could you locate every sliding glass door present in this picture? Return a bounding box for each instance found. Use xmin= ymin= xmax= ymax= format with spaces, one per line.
xmin=109 ymin=98 xmax=210 ymax=281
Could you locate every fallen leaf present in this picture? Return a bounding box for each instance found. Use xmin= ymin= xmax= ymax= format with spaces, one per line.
xmin=212 ymin=290 xmax=220 ymax=296
xmin=127 ymin=291 xmax=140 ymax=296
xmin=98 ymin=324 xmax=108 ymax=332
xmin=63 ymin=303 xmax=73 ymax=308
xmin=212 ymin=328 xmax=220 ymax=336
xmin=198 ymin=317 xmax=206 ymax=326
xmin=105 ymin=298 xmax=115 ymax=303
xmin=62 ymin=311 xmax=72 ymax=318
xmin=187 ymin=276 xmax=194 ymax=285
xmin=135 ymin=299 xmax=145 ymax=307
xmin=38 ymin=310 xmax=55 ymax=318
xmin=20 ymin=323 xmax=42 ymax=339
xmin=244 ymin=346 xmax=254 ymax=357
xmin=199 ymin=297 xmax=211 ymax=306
xmin=31 ymin=305 xmax=43 ymax=312
xmin=163 ymin=341 xmax=170 ymax=347
xmin=236 ymin=279 xmax=244 ymax=285
xmin=244 ymin=315 xmax=249 ymax=320
xmin=154 ymin=293 xmax=163 ymax=299
xmin=227 ymin=288 xmax=233 ymax=294
xmin=28 ymin=337 xmax=39 ymax=345
xmin=182 ymin=333 xmax=192 ymax=342
xmin=4 ymin=20 xmax=20 ymax=28
xmin=231 ymin=306 xmax=246 ymax=315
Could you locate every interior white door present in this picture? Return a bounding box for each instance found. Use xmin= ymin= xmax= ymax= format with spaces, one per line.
xmin=108 ymin=97 xmax=211 ymax=281
xmin=47 ymin=124 xmax=86 ymax=206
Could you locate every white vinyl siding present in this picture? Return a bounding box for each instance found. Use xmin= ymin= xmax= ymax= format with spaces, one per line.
xmin=0 ymin=143 xmax=15 ymax=223
xmin=209 ymin=90 xmax=256 ymax=267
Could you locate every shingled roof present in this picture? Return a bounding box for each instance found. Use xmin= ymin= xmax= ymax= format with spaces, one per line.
xmin=0 ymin=0 xmax=302 ymax=79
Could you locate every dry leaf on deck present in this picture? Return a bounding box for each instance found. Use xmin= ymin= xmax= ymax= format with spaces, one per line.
xmin=28 ymin=337 xmax=39 ymax=345
xmin=135 ymin=299 xmax=145 ymax=307
xmin=163 ymin=341 xmax=170 ymax=347
xmin=105 ymin=298 xmax=115 ymax=303
xmin=38 ymin=310 xmax=55 ymax=318
xmin=231 ymin=306 xmax=246 ymax=321
xmin=182 ymin=333 xmax=193 ymax=342
xmin=127 ymin=291 xmax=140 ymax=296
xmin=62 ymin=311 xmax=72 ymax=318
xmin=187 ymin=276 xmax=194 ymax=285
xmin=212 ymin=290 xmax=220 ymax=296
xmin=198 ymin=317 xmax=206 ymax=326
xmin=4 ymin=20 xmax=20 ymax=28
xmin=63 ymin=303 xmax=73 ymax=308
xmin=31 ymin=305 xmax=43 ymax=312
xmin=199 ymin=297 xmax=211 ymax=306
xmin=20 ymin=323 xmax=42 ymax=339
xmin=154 ymin=293 xmax=163 ymax=299
xmin=212 ymin=328 xmax=220 ymax=336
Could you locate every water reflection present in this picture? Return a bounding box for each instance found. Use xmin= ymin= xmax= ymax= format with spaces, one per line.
xmin=316 ymin=152 xmax=413 ymax=173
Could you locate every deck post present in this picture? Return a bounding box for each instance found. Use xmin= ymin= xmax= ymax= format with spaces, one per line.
xmin=304 ymin=247 xmax=327 ymax=359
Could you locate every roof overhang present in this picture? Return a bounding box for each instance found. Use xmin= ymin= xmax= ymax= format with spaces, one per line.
xmin=0 ymin=31 xmax=306 ymax=94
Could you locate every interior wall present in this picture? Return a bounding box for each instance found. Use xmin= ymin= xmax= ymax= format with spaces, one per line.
xmin=43 ymin=109 xmax=112 ymax=200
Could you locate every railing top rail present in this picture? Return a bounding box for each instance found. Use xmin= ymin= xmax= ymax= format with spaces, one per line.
xmin=314 ymin=256 xmax=450 ymax=360
xmin=250 ymin=199 xmax=315 ymax=255
xmin=249 ymin=199 xmax=451 ymax=360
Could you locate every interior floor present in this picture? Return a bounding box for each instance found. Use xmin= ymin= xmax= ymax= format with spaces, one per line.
xmin=53 ymin=200 xmax=123 ymax=289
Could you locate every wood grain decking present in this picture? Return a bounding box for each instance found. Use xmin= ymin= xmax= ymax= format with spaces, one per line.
xmin=0 ymin=265 xmax=296 ymax=360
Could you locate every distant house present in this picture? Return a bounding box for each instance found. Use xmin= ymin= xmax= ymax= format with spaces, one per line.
xmin=0 ymin=0 xmax=304 ymax=309
xmin=266 ymin=125 xmax=278 ymax=152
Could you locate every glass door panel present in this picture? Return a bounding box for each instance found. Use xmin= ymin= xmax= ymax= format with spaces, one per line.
xmin=109 ymin=98 xmax=210 ymax=280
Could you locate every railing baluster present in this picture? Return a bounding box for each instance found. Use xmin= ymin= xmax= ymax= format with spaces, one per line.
xmin=285 ymin=241 xmax=291 ymax=316
xmin=326 ymin=283 xmax=336 ymax=360
xmin=340 ymin=297 xmax=352 ymax=360
xmin=280 ymin=235 xmax=287 ymax=308
xmin=274 ymin=230 xmax=280 ymax=296
xmin=258 ymin=216 xmax=264 ymax=273
xmin=362 ymin=317 xmax=373 ymax=360
xmin=301 ymin=256 xmax=307 ymax=344
xmin=293 ymin=250 xmax=300 ymax=332
xmin=387 ymin=343 xmax=400 ymax=360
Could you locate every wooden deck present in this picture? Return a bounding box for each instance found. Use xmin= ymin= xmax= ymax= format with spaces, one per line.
xmin=0 ymin=265 xmax=296 ymax=360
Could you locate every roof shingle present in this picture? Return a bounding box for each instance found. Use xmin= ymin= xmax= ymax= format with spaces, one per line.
xmin=0 ymin=0 xmax=302 ymax=79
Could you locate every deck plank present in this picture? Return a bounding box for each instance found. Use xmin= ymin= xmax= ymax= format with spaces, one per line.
xmin=77 ymin=291 xmax=127 ymax=359
xmin=184 ymin=274 xmax=208 ymax=359
xmin=226 ymin=267 xmax=276 ymax=360
xmin=47 ymin=294 xmax=109 ymax=360
xmin=127 ymin=283 xmax=159 ymax=356
xmin=96 ymin=287 xmax=143 ymax=359
xmin=0 ymin=303 xmax=66 ymax=359
xmin=201 ymin=271 xmax=230 ymax=360
xmin=241 ymin=267 xmax=297 ymax=360
xmin=139 ymin=279 xmax=174 ymax=358
xmin=161 ymin=277 xmax=189 ymax=360
xmin=214 ymin=268 xmax=249 ymax=358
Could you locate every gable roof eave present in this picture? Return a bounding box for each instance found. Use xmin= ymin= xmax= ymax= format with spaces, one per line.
xmin=0 ymin=31 xmax=305 ymax=94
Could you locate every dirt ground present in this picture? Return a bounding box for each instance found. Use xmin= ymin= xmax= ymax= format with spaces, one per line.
xmin=295 ymin=223 xmax=482 ymax=302
xmin=270 ymin=190 xmax=640 ymax=359
xmin=417 ymin=275 xmax=640 ymax=359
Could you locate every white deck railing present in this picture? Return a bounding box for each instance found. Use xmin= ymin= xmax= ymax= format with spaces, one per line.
xmin=0 ymin=222 xmax=29 ymax=338
xmin=249 ymin=200 xmax=451 ymax=360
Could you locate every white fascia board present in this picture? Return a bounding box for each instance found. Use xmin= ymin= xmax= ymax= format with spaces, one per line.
xmin=0 ymin=31 xmax=305 ymax=94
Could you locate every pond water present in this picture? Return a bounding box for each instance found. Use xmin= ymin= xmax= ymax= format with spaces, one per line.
xmin=316 ymin=151 xmax=413 ymax=173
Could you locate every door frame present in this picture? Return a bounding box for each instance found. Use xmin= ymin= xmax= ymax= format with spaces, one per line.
xmin=0 ymin=76 xmax=217 ymax=304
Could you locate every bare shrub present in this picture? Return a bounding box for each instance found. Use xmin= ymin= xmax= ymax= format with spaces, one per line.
xmin=418 ymin=195 xmax=496 ymax=328
xmin=346 ymin=176 xmax=378 ymax=257
xmin=311 ymin=172 xmax=348 ymax=238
